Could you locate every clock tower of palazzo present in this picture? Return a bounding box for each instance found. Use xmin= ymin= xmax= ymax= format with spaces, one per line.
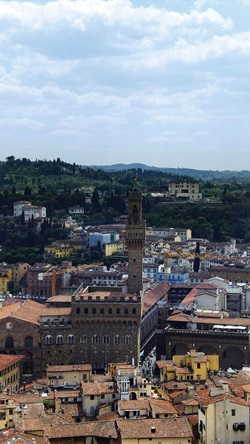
xmin=126 ymin=180 xmax=146 ymax=295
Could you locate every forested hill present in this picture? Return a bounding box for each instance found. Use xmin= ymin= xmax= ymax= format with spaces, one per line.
xmin=1 ymin=156 xmax=250 ymax=265
xmin=92 ymin=163 xmax=250 ymax=181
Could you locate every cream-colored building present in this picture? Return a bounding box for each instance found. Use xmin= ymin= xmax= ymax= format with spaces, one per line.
xmin=169 ymin=179 xmax=202 ymax=200
xmin=47 ymin=364 xmax=92 ymax=388
xmin=198 ymin=394 xmax=249 ymax=444
xmin=81 ymin=377 xmax=118 ymax=417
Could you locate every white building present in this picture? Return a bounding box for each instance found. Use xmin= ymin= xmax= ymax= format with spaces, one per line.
xmin=13 ymin=201 xmax=46 ymax=222
xmin=22 ymin=205 xmax=46 ymax=223
xmin=13 ymin=201 xmax=31 ymax=217
xmin=69 ymin=206 xmax=84 ymax=216
xmin=168 ymin=179 xmax=202 ymax=200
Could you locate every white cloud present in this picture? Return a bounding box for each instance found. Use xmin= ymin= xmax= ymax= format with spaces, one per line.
xmin=0 ymin=117 xmax=44 ymax=129
xmin=0 ymin=0 xmax=249 ymax=169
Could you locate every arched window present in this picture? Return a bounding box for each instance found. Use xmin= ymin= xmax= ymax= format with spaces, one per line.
xmin=114 ymin=335 xmax=120 ymax=344
xmin=92 ymin=335 xmax=99 ymax=344
xmin=108 ymin=308 xmax=112 ymax=314
xmin=92 ymin=308 xmax=96 ymax=314
xmin=24 ymin=336 xmax=33 ymax=349
xmin=56 ymin=335 xmax=64 ymax=345
xmin=103 ymin=335 xmax=110 ymax=344
xmin=128 ymin=321 xmax=132 ymax=329
xmin=116 ymin=308 xmax=120 ymax=315
xmin=76 ymin=308 xmax=80 ymax=314
xmin=80 ymin=335 xmax=87 ymax=344
xmin=84 ymin=308 xmax=88 ymax=314
xmin=45 ymin=335 xmax=53 ymax=345
xmin=132 ymin=308 xmax=136 ymax=315
xmin=67 ymin=334 xmax=75 ymax=344
xmin=100 ymin=308 xmax=104 ymax=314
xmin=125 ymin=335 xmax=132 ymax=345
xmin=124 ymin=308 xmax=128 ymax=315
xmin=5 ymin=337 xmax=14 ymax=349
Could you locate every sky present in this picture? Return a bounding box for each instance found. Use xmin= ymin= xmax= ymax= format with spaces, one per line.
xmin=1 ymin=0 xmax=250 ymax=170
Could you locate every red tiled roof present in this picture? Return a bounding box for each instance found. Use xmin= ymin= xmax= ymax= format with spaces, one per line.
xmin=45 ymin=421 xmax=118 ymax=439
xmin=47 ymin=364 xmax=91 ymax=372
xmin=142 ymin=283 xmax=165 ymax=315
xmin=155 ymin=360 xmax=175 ymax=369
xmin=82 ymin=380 xmax=116 ymax=396
xmin=116 ymin=417 xmax=193 ymax=439
xmin=149 ymin=398 xmax=178 ymax=414
xmin=118 ymin=399 xmax=150 ymax=411
xmin=0 ymin=354 xmax=24 ymax=371
xmin=186 ymin=414 xmax=198 ymax=426
xmin=0 ymin=299 xmax=44 ymax=325
xmin=179 ymin=287 xmax=196 ymax=305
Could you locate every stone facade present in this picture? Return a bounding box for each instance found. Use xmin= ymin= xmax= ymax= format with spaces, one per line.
xmin=40 ymin=183 xmax=145 ymax=375
xmin=0 ymin=300 xmax=43 ymax=380
xmin=40 ymin=287 xmax=142 ymax=375
xmin=126 ymin=181 xmax=145 ymax=295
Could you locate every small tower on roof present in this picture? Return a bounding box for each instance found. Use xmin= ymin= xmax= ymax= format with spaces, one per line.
xmin=126 ymin=178 xmax=146 ymax=295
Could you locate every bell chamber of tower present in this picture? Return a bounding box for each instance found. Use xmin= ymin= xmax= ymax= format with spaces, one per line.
xmin=126 ymin=180 xmax=146 ymax=295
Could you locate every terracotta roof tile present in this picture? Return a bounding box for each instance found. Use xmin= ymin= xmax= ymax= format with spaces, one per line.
xmin=118 ymin=399 xmax=150 ymax=411
xmin=186 ymin=414 xmax=198 ymax=426
xmin=45 ymin=421 xmax=118 ymax=439
xmin=82 ymin=380 xmax=117 ymax=396
xmin=47 ymin=364 xmax=91 ymax=372
xmin=41 ymin=308 xmax=71 ymax=316
xmin=0 ymin=354 xmax=24 ymax=371
xmin=149 ymin=398 xmax=178 ymax=414
xmin=155 ymin=360 xmax=175 ymax=369
xmin=0 ymin=299 xmax=44 ymax=325
xmin=142 ymin=283 xmax=165 ymax=315
xmin=116 ymin=417 xmax=193 ymax=439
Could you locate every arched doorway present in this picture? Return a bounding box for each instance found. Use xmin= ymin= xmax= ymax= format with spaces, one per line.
xmin=198 ymin=345 xmax=217 ymax=355
xmin=23 ymin=351 xmax=33 ymax=377
xmin=5 ymin=337 xmax=14 ymax=349
xmin=221 ymin=346 xmax=245 ymax=369
xmin=171 ymin=343 xmax=189 ymax=356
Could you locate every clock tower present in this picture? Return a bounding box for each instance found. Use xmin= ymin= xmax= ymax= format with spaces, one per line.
xmin=126 ymin=180 xmax=146 ymax=295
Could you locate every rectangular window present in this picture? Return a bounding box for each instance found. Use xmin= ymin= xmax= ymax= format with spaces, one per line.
xmin=231 ymin=409 xmax=236 ymax=416
xmin=90 ymin=395 xmax=94 ymax=400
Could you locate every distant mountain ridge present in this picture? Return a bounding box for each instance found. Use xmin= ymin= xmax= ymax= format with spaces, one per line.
xmin=90 ymin=163 xmax=250 ymax=180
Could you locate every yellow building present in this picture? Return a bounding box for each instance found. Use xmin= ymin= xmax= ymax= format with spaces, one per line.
xmin=105 ymin=241 xmax=125 ymax=257
xmin=44 ymin=242 xmax=82 ymax=258
xmin=12 ymin=262 xmax=30 ymax=290
xmin=0 ymin=396 xmax=17 ymax=430
xmin=156 ymin=350 xmax=219 ymax=383
xmin=0 ymin=264 xmax=12 ymax=295
xmin=0 ymin=354 xmax=24 ymax=393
